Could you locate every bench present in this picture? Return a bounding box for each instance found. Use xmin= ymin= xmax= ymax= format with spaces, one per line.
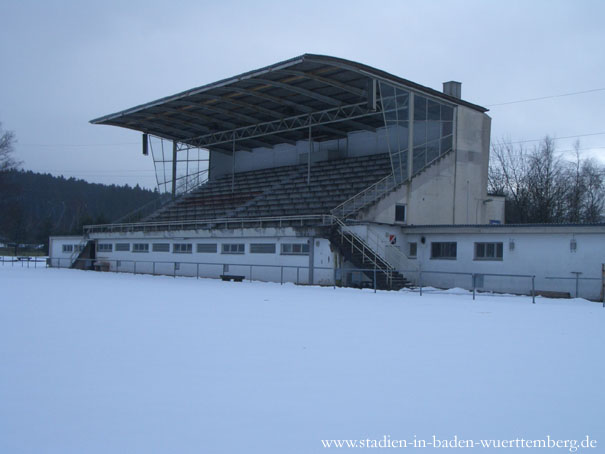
xmin=220 ymin=274 xmax=245 ymax=282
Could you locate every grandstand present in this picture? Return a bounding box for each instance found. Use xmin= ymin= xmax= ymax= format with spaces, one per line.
xmin=49 ymin=54 xmax=500 ymax=290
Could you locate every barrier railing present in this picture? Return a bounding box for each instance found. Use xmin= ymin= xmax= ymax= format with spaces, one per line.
xmin=83 ymin=214 xmax=334 ymax=234
xmin=397 ymin=268 xmax=537 ymax=303
xmin=9 ymin=257 xmax=604 ymax=305
xmin=545 ymin=273 xmax=602 ymax=298
xmin=0 ymin=256 xmax=47 ymax=267
xmin=331 ymin=173 xmax=397 ymax=219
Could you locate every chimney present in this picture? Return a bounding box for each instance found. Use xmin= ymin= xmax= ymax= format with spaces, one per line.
xmin=443 ymin=81 xmax=462 ymax=99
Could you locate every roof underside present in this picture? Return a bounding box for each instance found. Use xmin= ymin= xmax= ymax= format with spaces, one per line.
xmin=91 ymin=54 xmax=488 ymax=153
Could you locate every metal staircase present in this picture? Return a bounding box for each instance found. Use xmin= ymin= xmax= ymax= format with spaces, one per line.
xmin=329 ymin=217 xmax=408 ymax=290
xmin=70 ymin=239 xmax=96 ymax=270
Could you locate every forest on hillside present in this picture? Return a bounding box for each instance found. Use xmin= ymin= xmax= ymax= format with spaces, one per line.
xmin=0 ymin=170 xmax=162 ymax=249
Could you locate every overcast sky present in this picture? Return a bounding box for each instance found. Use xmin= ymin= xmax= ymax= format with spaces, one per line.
xmin=1 ymin=0 xmax=604 ymax=189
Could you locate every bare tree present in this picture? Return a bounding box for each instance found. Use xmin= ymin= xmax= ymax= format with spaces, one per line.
xmin=580 ymin=158 xmax=605 ymax=223
xmin=0 ymin=121 xmax=20 ymax=172
xmin=488 ymin=136 xmax=605 ymax=224
xmin=488 ymin=138 xmax=532 ymax=223
xmin=526 ymin=136 xmax=569 ymax=223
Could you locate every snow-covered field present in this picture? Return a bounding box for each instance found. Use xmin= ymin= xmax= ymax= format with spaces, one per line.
xmin=1 ymin=266 xmax=603 ymax=453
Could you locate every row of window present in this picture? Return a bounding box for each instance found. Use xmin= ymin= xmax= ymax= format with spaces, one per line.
xmin=96 ymin=242 xmax=310 ymax=256
xmin=408 ymin=241 xmax=504 ymax=261
xmin=62 ymin=244 xmax=84 ymax=253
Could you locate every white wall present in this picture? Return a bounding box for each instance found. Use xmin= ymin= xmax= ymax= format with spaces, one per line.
xmin=49 ymin=236 xmax=85 ymax=267
xmin=401 ymin=226 xmax=605 ymax=300
xmin=49 ymin=230 xmax=336 ymax=286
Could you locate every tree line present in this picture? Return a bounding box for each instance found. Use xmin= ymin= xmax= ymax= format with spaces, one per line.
xmin=0 ymin=122 xmax=162 ymax=252
xmin=488 ymin=136 xmax=604 ymax=224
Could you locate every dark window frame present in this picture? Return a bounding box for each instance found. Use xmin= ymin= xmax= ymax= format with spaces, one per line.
xmin=474 ymin=242 xmax=503 ymax=261
xmin=430 ymin=242 xmax=457 ymax=260
xmin=222 ymin=243 xmax=245 ymax=255
xmin=173 ymin=243 xmax=193 ymax=254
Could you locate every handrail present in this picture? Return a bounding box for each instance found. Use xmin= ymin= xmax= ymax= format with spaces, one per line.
xmin=331 ymin=173 xmax=397 ymax=219
xmin=362 ymin=225 xmax=418 ymax=272
xmin=114 ymin=196 xmax=172 ymax=224
xmin=69 ymin=238 xmax=89 ymax=264
xmin=331 ymin=216 xmax=393 ymax=285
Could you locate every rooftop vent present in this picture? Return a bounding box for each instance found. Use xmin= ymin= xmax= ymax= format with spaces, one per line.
xmin=443 ymin=81 xmax=462 ymax=99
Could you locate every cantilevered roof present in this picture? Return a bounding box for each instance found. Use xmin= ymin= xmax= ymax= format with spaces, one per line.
xmin=91 ymin=54 xmax=488 ymax=152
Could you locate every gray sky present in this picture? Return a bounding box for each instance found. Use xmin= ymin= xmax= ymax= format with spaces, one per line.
xmin=1 ymin=0 xmax=604 ymax=189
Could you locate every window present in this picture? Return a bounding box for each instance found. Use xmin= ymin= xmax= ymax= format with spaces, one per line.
xmin=222 ymin=243 xmax=244 ymax=254
xmin=431 ymin=242 xmax=457 ymax=259
xmin=281 ymin=243 xmax=310 ymax=255
xmin=395 ymin=204 xmax=406 ymax=223
xmin=197 ymin=243 xmax=217 ymax=253
xmin=62 ymin=244 xmax=73 ymax=253
xmin=98 ymin=243 xmax=112 ymax=252
xmin=173 ymin=243 xmax=192 ymax=254
xmin=132 ymin=243 xmax=149 ymax=253
xmin=408 ymin=242 xmax=417 ymax=258
xmin=474 ymin=242 xmax=503 ymax=261
xmin=115 ymin=243 xmax=130 ymax=252
xmin=152 ymin=243 xmax=170 ymax=252
xmin=250 ymin=243 xmax=276 ymax=254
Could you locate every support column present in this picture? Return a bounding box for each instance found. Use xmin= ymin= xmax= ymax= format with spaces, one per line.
xmin=171 ymin=140 xmax=177 ymax=198
xmin=407 ymin=92 xmax=415 ymax=182
xmin=308 ymin=238 xmax=315 ymax=285
xmin=232 ymin=134 xmax=235 ymax=193
xmin=307 ymin=125 xmax=312 ymax=185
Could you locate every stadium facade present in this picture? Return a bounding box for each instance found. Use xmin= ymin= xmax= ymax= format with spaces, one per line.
xmin=48 ymin=54 xmax=605 ymax=300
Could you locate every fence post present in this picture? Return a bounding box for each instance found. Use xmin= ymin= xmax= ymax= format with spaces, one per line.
xmin=419 ymin=270 xmax=423 ymax=296
xmin=134 ymin=261 xmax=137 ymax=275
xmin=572 ymin=271 xmax=581 ymax=298
xmin=472 ymin=274 xmax=476 ymax=301
xmin=373 ymin=267 xmax=377 ymax=293
xmin=280 ymin=266 xmax=283 ymax=285
xmin=153 ymin=262 xmax=156 ymax=276
xmin=333 ymin=267 xmax=336 ymax=290
xmin=296 ymin=267 xmax=299 ymax=285
xmin=196 ymin=263 xmax=199 ymax=279
xmin=250 ymin=265 xmax=252 ymax=283
xmin=532 ymin=276 xmax=535 ymax=304
xmin=174 ymin=262 xmax=176 ymax=278
xmin=601 ymin=264 xmax=605 ymax=305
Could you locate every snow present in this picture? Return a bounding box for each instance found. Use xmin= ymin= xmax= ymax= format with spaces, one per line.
xmin=1 ymin=266 xmax=604 ymax=453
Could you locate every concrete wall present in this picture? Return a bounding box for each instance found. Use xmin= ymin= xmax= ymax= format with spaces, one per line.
xmin=358 ymin=106 xmax=502 ymax=226
xmin=452 ymin=106 xmax=494 ymax=224
xmin=360 ymin=153 xmax=457 ymax=225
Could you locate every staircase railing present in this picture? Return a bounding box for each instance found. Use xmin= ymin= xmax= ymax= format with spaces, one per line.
xmin=331 ymin=173 xmax=397 ymax=219
xmin=361 ymin=226 xmax=419 ymax=273
xmin=114 ymin=195 xmax=172 ymax=224
xmin=69 ymin=238 xmax=89 ymax=266
xmin=331 ymin=216 xmax=394 ymax=287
